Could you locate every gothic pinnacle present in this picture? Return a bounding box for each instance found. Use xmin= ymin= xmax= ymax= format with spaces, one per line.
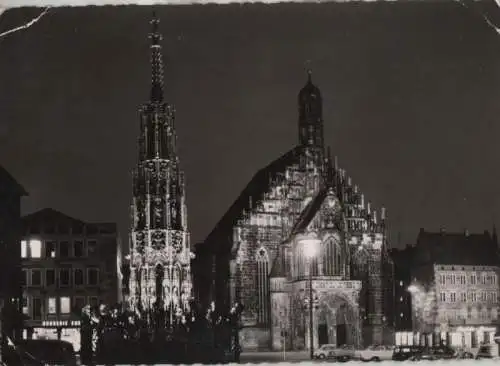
xmin=149 ymin=12 xmax=164 ymax=103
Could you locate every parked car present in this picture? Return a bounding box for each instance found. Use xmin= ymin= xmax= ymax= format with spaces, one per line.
xmin=313 ymin=344 xmax=356 ymax=361
xmin=14 ymin=339 xmax=78 ymax=366
xmin=410 ymin=345 xmax=456 ymax=361
xmin=431 ymin=345 xmax=456 ymax=360
xmin=455 ymin=349 xmax=474 ymax=359
xmin=358 ymin=345 xmax=394 ymax=361
xmin=334 ymin=344 xmax=357 ymax=361
xmin=2 ymin=344 xmax=45 ymax=365
xmin=392 ymin=345 xmax=424 ymax=361
xmin=313 ymin=344 xmax=337 ymax=359
xmin=475 ymin=344 xmax=497 ymax=359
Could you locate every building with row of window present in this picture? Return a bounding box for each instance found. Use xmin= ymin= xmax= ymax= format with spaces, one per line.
xmin=20 ymin=208 xmax=121 ymax=351
xmin=392 ymin=228 xmax=500 ymax=350
xmin=0 ymin=165 xmax=28 ymax=349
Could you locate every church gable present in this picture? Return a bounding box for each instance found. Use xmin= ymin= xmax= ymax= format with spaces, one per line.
xmin=229 ymin=152 xmax=325 ymax=261
xmin=289 ymin=188 xmax=343 ymax=237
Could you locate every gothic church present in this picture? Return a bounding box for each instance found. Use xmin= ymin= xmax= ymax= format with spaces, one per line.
xmin=194 ymin=71 xmax=395 ymax=351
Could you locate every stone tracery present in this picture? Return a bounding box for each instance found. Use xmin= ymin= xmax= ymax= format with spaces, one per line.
xmin=127 ymin=15 xmax=192 ymax=316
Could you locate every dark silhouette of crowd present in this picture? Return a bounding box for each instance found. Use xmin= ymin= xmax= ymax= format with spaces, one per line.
xmin=80 ymin=300 xmax=243 ymax=365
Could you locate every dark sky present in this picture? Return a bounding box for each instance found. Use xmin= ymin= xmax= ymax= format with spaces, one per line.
xmin=1 ymin=2 xmax=500 ymax=248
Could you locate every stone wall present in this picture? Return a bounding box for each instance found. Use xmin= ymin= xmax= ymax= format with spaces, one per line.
xmin=270 ymin=290 xmax=291 ymax=351
xmin=235 ymin=226 xmax=282 ymax=322
xmin=239 ymin=327 xmax=271 ymax=351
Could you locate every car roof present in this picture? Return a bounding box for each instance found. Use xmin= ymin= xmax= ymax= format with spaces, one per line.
xmin=18 ymin=339 xmax=75 ymax=352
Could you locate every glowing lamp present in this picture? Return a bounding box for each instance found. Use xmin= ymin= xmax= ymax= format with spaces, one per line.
xmin=303 ymin=238 xmax=320 ymax=260
xmin=407 ymin=285 xmax=419 ymax=294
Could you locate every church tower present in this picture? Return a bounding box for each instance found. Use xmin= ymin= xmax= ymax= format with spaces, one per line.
xmin=298 ymin=69 xmax=324 ymax=167
xmin=128 ymin=14 xmax=192 ymax=315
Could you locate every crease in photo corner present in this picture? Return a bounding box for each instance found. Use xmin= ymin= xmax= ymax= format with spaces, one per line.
xmin=0 ymin=0 xmax=500 ymax=39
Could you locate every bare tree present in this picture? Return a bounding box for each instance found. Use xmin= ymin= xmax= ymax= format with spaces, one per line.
xmin=0 ymin=6 xmax=50 ymax=39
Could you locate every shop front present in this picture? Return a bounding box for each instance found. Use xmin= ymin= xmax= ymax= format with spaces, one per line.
xmin=395 ymin=325 xmax=498 ymax=351
xmin=23 ymin=320 xmax=81 ymax=352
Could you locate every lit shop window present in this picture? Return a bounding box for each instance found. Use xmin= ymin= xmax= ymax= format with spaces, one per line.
xmin=30 ymin=240 xmax=42 ymax=258
xmin=21 ymin=241 xmax=27 ymax=258
xmin=48 ymin=298 xmax=57 ymax=314
xmin=22 ymin=296 xmax=29 ymax=315
xmin=60 ymin=297 xmax=71 ymax=314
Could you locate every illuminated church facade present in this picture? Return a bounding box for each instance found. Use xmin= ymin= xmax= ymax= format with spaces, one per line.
xmin=127 ymin=16 xmax=193 ymax=315
xmin=194 ymin=72 xmax=395 ymax=350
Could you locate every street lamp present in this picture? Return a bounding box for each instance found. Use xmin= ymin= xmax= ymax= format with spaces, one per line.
xmin=303 ymin=237 xmax=320 ymax=360
xmin=407 ymin=284 xmax=419 ymax=294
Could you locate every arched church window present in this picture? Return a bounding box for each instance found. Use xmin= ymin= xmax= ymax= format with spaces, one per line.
xmin=323 ymin=238 xmax=342 ymax=276
xmin=256 ymin=248 xmax=270 ymax=325
xmin=335 ymin=246 xmax=342 ymax=275
xmin=310 ymin=257 xmax=319 ymax=276
xmin=155 ymin=264 xmax=165 ymax=304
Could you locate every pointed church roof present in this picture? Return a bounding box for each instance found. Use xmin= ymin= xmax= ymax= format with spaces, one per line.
xmin=202 ymin=146 xmax=303 ymax=254
xmin=298 ymin=69 xmax=321 ymax=101
xmin=201 ymin=71 xmax=330 ymax=256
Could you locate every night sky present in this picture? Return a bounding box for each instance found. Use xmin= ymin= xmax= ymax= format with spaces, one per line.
xmin=1 ymin=2 xmax=500 ymax=248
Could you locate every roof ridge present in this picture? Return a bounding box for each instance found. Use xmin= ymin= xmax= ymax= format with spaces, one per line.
xmin=0 ymin=165 xmax=28 ymax=196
